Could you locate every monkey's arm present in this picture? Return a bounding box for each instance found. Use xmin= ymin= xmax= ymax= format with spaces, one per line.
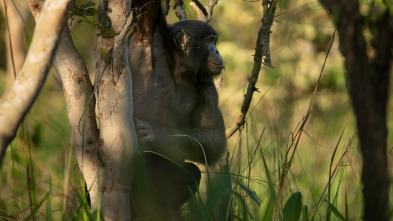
xmin=182 ymin=81 xmax=226 ymax=164
xmin=131 ymin=0 xmax=167 ymax=42
xmin=136 ymin=82 xmax=226 ymax=165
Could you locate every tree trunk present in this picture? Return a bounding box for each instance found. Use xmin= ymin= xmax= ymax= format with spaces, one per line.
xmin=319 ymin=1 xmax=392 ymax=220
xmin=0 ymin=0 xmax=138 ymax=219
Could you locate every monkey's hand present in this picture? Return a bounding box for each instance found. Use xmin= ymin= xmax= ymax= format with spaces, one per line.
xmin=134 ymin=118 xmax=156 ymax=147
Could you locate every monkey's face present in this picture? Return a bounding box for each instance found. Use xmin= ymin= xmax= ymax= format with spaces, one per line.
xmin=171 ymin=21 xmax=224 ymax=77
xmin=204 ymin=34 xmax=223 ymax=76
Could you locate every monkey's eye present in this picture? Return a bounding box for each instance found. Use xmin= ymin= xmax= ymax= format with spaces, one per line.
xmin=206 ymin=36 xmax=217 ymax=44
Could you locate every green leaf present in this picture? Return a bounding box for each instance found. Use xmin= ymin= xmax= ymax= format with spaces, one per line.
xmin=98 ymin=48 xmax=109 ymax=55
xmin=282 ymin=192 xmax=302 ymax=221
xmin=76 ymin=10 xmax=86 ymax=17
xmin=85 ymin=8 xmax=98 ymax=16
xmin=101 ymin=14 xmax=112 ymax=28
xmin=81 ymin=1 xmax=96 ymax=9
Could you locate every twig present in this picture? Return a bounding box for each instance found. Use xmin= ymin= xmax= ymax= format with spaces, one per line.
xmin=174 ymin=0 xmax=187 ymax=21
xmin=21 ymin=135 xmax=34 ymax=221
xmin=189 ymin=0 xmax=217 ymax=22
xmin=189 ymin=2 xmax=204 ymax=21
xmin=226 ymin=0 xmax=278 ymax=139
xmin=311 ymin=134 xmax=353 ymax=219
xmin=205 ymin=0 xmax=218 ymax=22
xmin=192 ymin=0 xmax=208 ymax=17
xmin=272 ymin=29 xmax=336 ymax=221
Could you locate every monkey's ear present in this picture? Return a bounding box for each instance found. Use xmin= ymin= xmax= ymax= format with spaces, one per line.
xmin=173 ymin=29 xmax=188 ymax=51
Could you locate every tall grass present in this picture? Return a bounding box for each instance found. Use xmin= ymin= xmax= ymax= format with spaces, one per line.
xmin=0 ymin=0 xmax=391 ymax=220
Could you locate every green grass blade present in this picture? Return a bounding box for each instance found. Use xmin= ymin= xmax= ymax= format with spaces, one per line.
xmin=237 ymin=181 xmax=262 ymax=205
xmin=262 ymin=196 xmax=275 ymax=221
xmin=327 ymin=129 xmax=345 ymax=221
xmin=302 ymin=205 xmax=309 ymax=221
xmin=329 ymin=203 xmax=346 ymax=221
xmin=257 ymin=194 xmax=271 ymax=220
xmin=25 ymin=194 xmax=49 ymax=220
xmin=173 ymin=134 xmax=210 ymax=182
xmin=259 ymin=148 xmax=277 ymax=202
xmin=82 ymin=178 xmax=88 ymax=221
xmin=333 ymin=169 xmax=344 ymax=205
xmin=46 ymin=174 xmax=52 ymax=221
xmin=345 ymin=191 xmax=348 ymax=221
xmin=232 ymin=191 xmax=248 ymax=221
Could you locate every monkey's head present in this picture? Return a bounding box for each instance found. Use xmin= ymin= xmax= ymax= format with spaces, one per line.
xmin=169 ymin=20 xmax=224 ymax=78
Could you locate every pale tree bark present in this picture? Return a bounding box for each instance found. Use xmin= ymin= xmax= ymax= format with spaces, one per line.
xmin=51 ymin=16 xmax=99 ymax=220
xmin=93 ymin=0 xmax=137 ymax=219
xmin=189 ymin=0 xmax=217 ymax=23
xmin=28 ymin=0 xmax=138 ymax=220
xmin=174 ymin=0 xmax=187 ymax=21
xmin=0 ymin=0 xmax=70 ymax=166
xmin=0 ymin=0 xmax=28 ymax=87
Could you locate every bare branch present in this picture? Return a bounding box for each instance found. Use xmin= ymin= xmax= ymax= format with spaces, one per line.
xmin=28 ymin=3 xmax=102 ymax=213
xmin=174 ymin=0 xmax=187 ymax=21
xmin=53 ymin=23 xmax=100 ymax=181
xmin=0 ymin=0 xmax=70 ymax=168
xmin=226 ymin=0 xmax=278 ymax=139
xmin=189 ymin=0 xmax=217 ymax=22
xmin=189 ymin=2 xmax=205 ymax=21
xmin=205 ymin=0 xmax=218 ymax=22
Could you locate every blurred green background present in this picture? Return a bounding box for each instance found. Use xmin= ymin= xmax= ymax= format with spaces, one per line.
xmin=0 ymin=0 xmax=392 ymax=220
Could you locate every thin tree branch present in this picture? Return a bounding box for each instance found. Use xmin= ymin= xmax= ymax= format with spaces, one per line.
xmin=192 ymin=0 xmax=208 ymax=17
xmin=29 ymin=0 xmax=100 ymax=167
xmin=189 ymin=0 xmax=217 ymax=22
xmin=226 ymin=0 xmax=278 ymax=139
xmin=205 ymin=0 xmax=218 ymax=22
xmin=0 ymin=0 xmax=71 ymax=168
xmin=174 ymin=0 xmax=187 ymax=21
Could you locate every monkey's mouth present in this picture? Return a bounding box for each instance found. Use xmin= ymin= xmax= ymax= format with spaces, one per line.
xmin=208 ymin=61 xmax=224 ymax=75
xmin=208 ymin=61 xmax=223 ymax=66
xmin=208 ymin=61 xmax=224 ymax=69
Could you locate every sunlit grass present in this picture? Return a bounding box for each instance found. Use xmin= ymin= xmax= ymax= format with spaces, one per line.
xmin=0 ymin=0 xmax=392 ymax=220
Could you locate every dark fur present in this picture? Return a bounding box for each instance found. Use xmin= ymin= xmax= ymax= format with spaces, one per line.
xmin=129 ymin=0 xmax=226 ymax=219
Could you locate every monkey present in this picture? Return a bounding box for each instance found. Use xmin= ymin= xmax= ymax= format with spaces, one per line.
xmin=128 ymin=0 xmax=226 ymax=219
